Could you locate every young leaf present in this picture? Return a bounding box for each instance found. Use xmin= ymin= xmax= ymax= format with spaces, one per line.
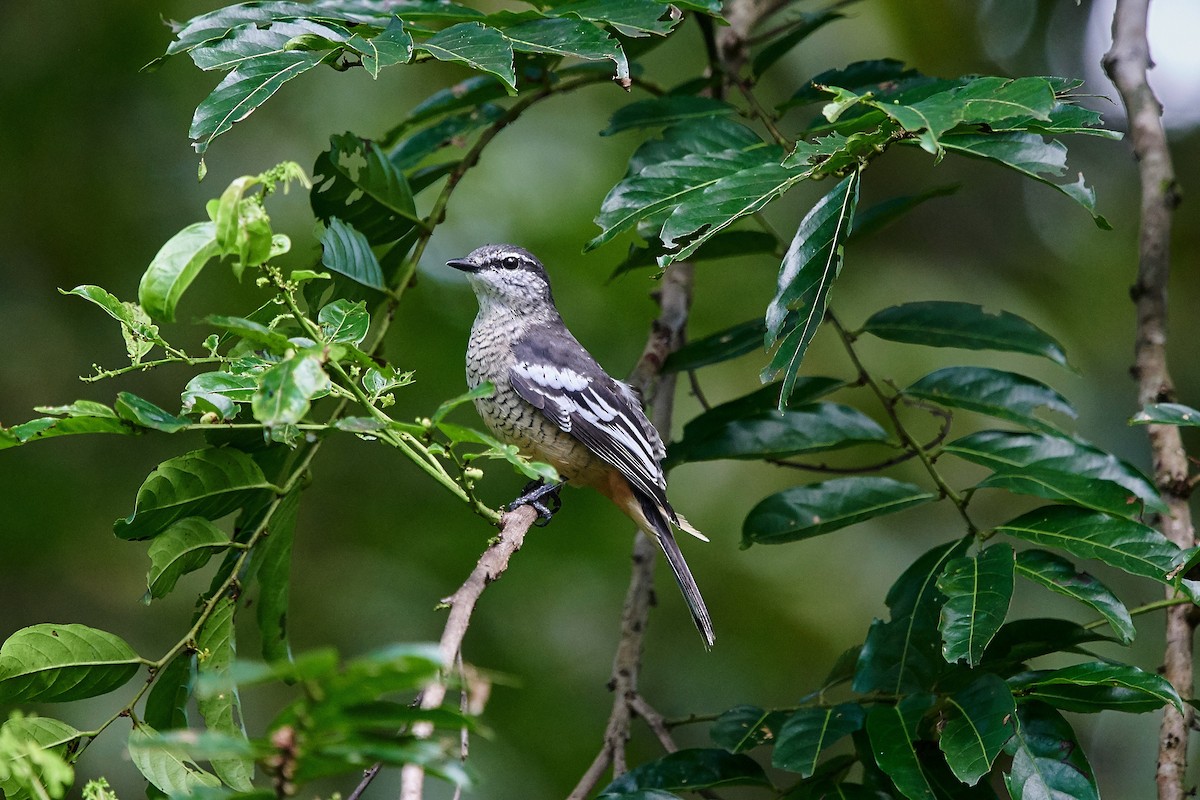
xmin=1013 ymin=662 xmax=1183 ymax=714
xmin=138 ymin=221 xmax=221 ymax=322
xmin=252 ymin=351 xmax=332 ymax=426
xmin=861 ymin=301 xmax=1070 ymax=367
xmin=997 ymin=505 xmax=1179 ymax=581
xmin=600 ymin=748 xmax=771 ymax=794
xmin=128 ymin=723 xmax=222 ymax=794
xmin=865 ymin=695 xmax=937 ymax=800
xmin=415 ymin=22 xmax=516 ymax=90
xmin=182 ymin=372 xmax=258 ymax=420
xmin=255 ymin=488 xmax=301 ymax=662
xmin=115 ymin=392 xmax=190 ymax=434
xmin=772 ymin=703 xmax=866 ymax=777
xmin=743 ymin=477 xmax=935 ymax=546
xmin=762 ymin=171 xmax=860 ymax=406
xmin=114 ymin=448 xmax=279 ymax=540
xmin=431 ymin=382 xmax=495 ymax=425
xmin=1015 ymin=549 xmax=1135 ymax=644
xmin=904 ymin=366 xmax=1076 ymax=433
xmin=1003 ymin=702 xmax=1098 ymax=800
xmin=709 ymin=705 xmax=786 ymax=753
xmin=144 ymin=652 xmax=198 ymax=732
xmin=939 ymin=673 xmax=1018 ymax=785
xmin=310 ymin=133 xmax=419 ymax=245
xmin=196 ymin=596 xmax=254 ymax=790
xmin=937 ymin=544 xmax=1015 ymax=666
xmin=0 ymin=624 xmax=142 ymax=703
xmin=145 ymin=517 xmax=231 ymax=601
xmin=320 ymin=217 xmax=386 ymax=290
xmin=317 ymin=299 xmax=370 ymax=345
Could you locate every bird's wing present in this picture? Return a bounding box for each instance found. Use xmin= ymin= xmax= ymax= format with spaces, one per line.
xmin=509 ymin=325 xmax=671 ymax=513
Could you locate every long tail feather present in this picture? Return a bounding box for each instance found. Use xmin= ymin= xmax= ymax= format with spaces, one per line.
xmin=637 ymin=494 xmax=715 ymax=648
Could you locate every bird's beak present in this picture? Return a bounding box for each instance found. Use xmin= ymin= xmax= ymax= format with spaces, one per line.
xmin=446 ymin=257 xmax=479 ymax=273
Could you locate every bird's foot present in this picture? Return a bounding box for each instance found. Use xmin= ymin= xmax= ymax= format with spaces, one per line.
xmin=509 ymin=480 xmax=563 ymax=527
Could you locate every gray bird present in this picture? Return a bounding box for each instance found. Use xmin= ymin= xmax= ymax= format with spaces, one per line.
xmin=448 ymin=244 xmax=714 ymax=648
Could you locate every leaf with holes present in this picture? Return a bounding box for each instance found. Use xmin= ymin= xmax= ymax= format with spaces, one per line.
xmin=253 ymin=350 xmax=332 ymax=426
xmin=310 ymin=133 xmax=419 ymax=245
xmin=937 ymin=544 xmax=1015 ymax=666
xmin=709 ymin=705 xmax=786 ymax=753
xmin=0 ymin=624 xmax=142 ymax=703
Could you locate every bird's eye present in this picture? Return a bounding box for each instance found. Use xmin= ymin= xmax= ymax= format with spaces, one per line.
xmin=503 ymin=256 xmax=519 ymax=269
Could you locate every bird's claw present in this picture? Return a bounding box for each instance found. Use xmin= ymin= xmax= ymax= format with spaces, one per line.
xmin=509 ymin=480 xmax=563 ymax=526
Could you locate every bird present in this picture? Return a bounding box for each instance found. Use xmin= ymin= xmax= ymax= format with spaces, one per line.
xmin=447 ymin=243 xmax=714 ymax=648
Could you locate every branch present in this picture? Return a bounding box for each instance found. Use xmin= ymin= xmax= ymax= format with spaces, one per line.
xmin=1103 ymin=4 xmax=1195 ymax=800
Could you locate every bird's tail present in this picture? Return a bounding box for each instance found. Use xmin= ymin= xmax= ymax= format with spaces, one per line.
xmin=636 ymin=493 xmax=715 ymax=649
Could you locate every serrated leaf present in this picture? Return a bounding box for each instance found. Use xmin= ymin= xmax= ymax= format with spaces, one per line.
xmin=196 ymin=596 xmax=253 ymax=790
xmin=865 ymin=695 xmax=937 ymax=800
xmin=1012 ymin=661 xmax=1183 ymax=713
xmin=939 ymin=673 xmax=1018 ymax=785
xmin=1003 ymin=702 xmax=1098 ymax=800
xmin=348 ymin=16 xmax=412 ymax=77
xmin=762 ymin=172 xmax=860 ymax=404
xmin=128 ymin=723 xmax=222 ymax=794
xmin=743 ymin=477 xmax=935 ymax=546
xmin=709 ymin=705 xmax=786 ymax=753
xmin=115 ymin=392 xmax=190 ymax=433
xmin=252 ymin=351 xmax=332 ymax=426
xmin=317 ymin=299 xmax=370 ymax=345
xmin=862 ymin=301 xmax=1070 ymax=367
xmin=997 ymin=505 xmax=1179 ymax=581
xmin=603 ymin=96 xmax=737 ymax=136
xmin=601 ymin=748 xmax=771 ymax=794
xmin=145 ymin=652 xmax=198 ymax=732
xmin=1015 ymin=549 xmax=1135 ymax=644
xmin=668 ymin=402 xmax=888 ymax=465
xmin=905 ymin=366 xmax=1075 ymax=434
xmin=114 ymin=448 xmax=278 ymax=541
xmin=1132 ymin=402 xmax=1200 ymax=426
xmin=937 ymin=544 xmax=1015 ymax=666
xmin=416 ymin=22 xmax=515 ymax=89
xmin=551 ymin=0 xmax=680 ymax=37
xmin=145 ymin=518 xmax=230 ymax=601
xmin=138 ymin=222 xmax=221 ymax=322
xmin=501 ymin=17 xmax=628 ymax=82
xmin=0 ymin=624 xmax=142 ymax=703
xmin=255 ymin=487 xmax=300 ymax=662
xmin=320 ymin=217 xmax=385 ymax=290
xmin=310 ymin=133 xmax=419 ymax=245
xmin=772 ymin=703 xmax=865 ymax=777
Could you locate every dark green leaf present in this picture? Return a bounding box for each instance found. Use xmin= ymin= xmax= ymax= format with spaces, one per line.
xmin=709 ymin=705 xmax=786 ymax=753
xmin=854 ymin=538 xmax=971 ymax=694
xmin=677 ymin=378 xmax=845 ymax=432
xmin=138 ymin=221 xmax=221 ymax=322
xmin=782 ymin=58 xmax=920 ymax=109
xmin=603 ymin=96 xmax=738 ymax=136
xmin=939 ymin=673 xmax=1017 ymax=785
xmin=320 ymin=217 xmax=385 ymax=290
xmin=551 ymin=0 xmax=680 ymax=37
xmin=752 ymin=10 xmax=843 ymax=77
xmin=982 ymin=619 xmax=1117 ymax=667
xmin=415 ymin=22 xmax=516 ymax=90
xmin=252 ymin=351 xmax=332 ymax=426
xmin=995 ymin=505 xmax=1179 ymax=581
xmin=663 ymin=315 xmax=770 ymax=372
xmin=1 ymin=411 xmax=135 ymax=450
xmin=0 ymin=624 xmax=142 ymax=703
xmin=502 ymin=18 xmax=627 ymax=82
xmin=763 ymin=172 xmax=860 ymax=406
xmin=613 ymin=230 xmax=778 ymax=280
xmin=849 ymin=183 xmax=961 ymax=240
xmin=772 ymin=703 xmax=865 ymax=777
xmin=190 ymin=51 xmax=325 ymax=153
xmin=937 ymin=544 xmax=1015 ymax=666
xmin=145 ymin=652 xmax=198 ymax=732
xmin=1012 ymin=661 xmax=1183 ymax=714
xmin=318 ymin=299 xmax=370 ymax=345
xmin=862 ymin=302 xmax=1069 ymax=367
xmin=114 ymin=448 xmax=278 ymax=541
xmin=743 ymin=477 xmax=935 ymax=546
xmin=866 ymin=695 xmax=937 ymax=800
xmin=310 ymin=133 xmax=419 ymax=245
xmin=128 ymin=723 xmax=222 ymax=794
xmin=182 ymin=372 xmax=258 ymax=420
xmin=1003 ymin=702 xmax=1098 ymax=800
xmin=601 ymin=748 xmax=771 ymax=794
xmin=196 ymin=596 xmax=254 ymax=790
xmin=905 ymin=367 xmax=1075 ymax=434
xmin=668 ymin=402 xmax=888 ymax=465
xmin=348 ymin=16 xmax=413 ymax=77
xmin=115 ymin=392 xmax=190 ymax=434
xmin=1015 ymin=549 xmax=1135 ymax=644
xmin=390 ymin=103 xmax=506 ymax=170
xmin=944 ymin=430 xmax=1165 ymax=513
xmin=1131 ymin=402 xmax=1200 ymax=427
xmin=145 ymin=517 xmax=230 ymax=601
xmin=255 ymin=487 xmax=301 ymax=662
xmin=392 ymin=74 xmax=509 ymax=135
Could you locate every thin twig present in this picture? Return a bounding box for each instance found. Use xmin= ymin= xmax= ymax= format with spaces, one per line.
xmin=1103 ymin=4 xmax=1195 ymax=800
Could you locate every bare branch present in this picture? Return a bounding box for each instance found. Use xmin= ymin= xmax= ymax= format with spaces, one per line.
xmin=1103 ymin=3 xmax=1194 ymax=800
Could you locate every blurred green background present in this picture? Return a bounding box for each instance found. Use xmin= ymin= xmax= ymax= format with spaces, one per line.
xmin=2 ymin=1 xmax=1199 ymax=797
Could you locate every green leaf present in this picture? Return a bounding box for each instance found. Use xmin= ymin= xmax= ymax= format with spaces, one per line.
xmin=601 ymin=748 xmax=771 ymax=794
xmin=501 ymin=17 xmax=628 ymax=83
xmin=347 ymin=16 xmax=413 ymax=77
xmin=196 ymin=596 xmax=254 ymax=790
xmin=861 ymin=302 xmax=1070 ymax=367
xmin=182 ymin=372 xmax=258 ymax=420
xmin=138 ymin=221 xmax=221 ymax=322
xmin=145 ymin=518 xmax=230 ymax=601
xmin=190 ymin=51 xmax=325 ymax=153
xmin=436 ymin=421 xmax=559 ymax=482
xmin=613 ymin=230 xmax=778 ymax=280
xmin=939 ymin=132 xmax=1111 ymax=229
xmin=602 ymin=97 xmax=738 ymax=136
xmin=996 ymin=505 xmax=1179 ymax=581
xmin=937 ymin=544 xmax=1015 ymax=666
xmin=854 ymin=538 xmax=971 ymax=694
xmin=752 ymin=10 xmax=843 ymax=77
xmin=320 ymin=217 xmax=385 ymax=290
xmin=668 ymin=402 xmax=888 ymax=465
xmin=431 ymin=382 xmax=495 ymax=425
xmin=1132 ymin=402 xmax=1200 ymax=426
xmin=865 ymin=695 xmax=937 ymax=800
xmin=551 ymin=0 xmax=680 ymax=37
xmin=849 ymin=183 xmax=961 ymax=240
xmin=310 ymin=133 xmax=419 ymax=245
xmin=944 ymin=430 xmax=1165 ymax=513
xmin=1003 ymin=702 xmax=1098 ymax=800
xmin=128 ymin=723 xmax=222 ymax=794
xmin=663 ymin=316 xmax=770 ymax=372
xmin=317 ymin=299 xmax=370 ymax=345
xmin=114 ymin=448 xmax=278 ymax=541
xmin=65 ymin=285 xmax=164 ymax=362
xmin=205 ymin=315 xmax=293 ymax=353
xmin=390 ymin=103 xmax=506 ymax=171
xmin=252 ymin=351 xmax=332 ymax=426
xmin=772 ymin=703 xmax=865 ymax=777
xmin=1015 ymin=549 xmax=1135 ymax=644
xmin=980 ymin=465 xmax=1154 ymax=520
xmin=743 ymin=477 xmax=935 ymax=546
xmin=0 ymin=714 xmax=80 ymax=800
xmin=982 ymin=618 xmax=1117 ymax=667
xmin=709 ymin=705 xmax=786 ymax=753
xmin=255 ymin=487 xmax=301 ymax=662
xmin=415 ymin=22 xmax=516 ymax=90
xmin=144 ymin=652 xmax=197 ymax=732
xmin=939 ymin=673 xmax=1018 ymax=785
xmin=762 ymin=172 xmax=860 ymax=406
xmin=1 ymin=411 xmax=136 ymax=450
xmin=1012 ymin=661 xmax=1183 ymax=714
xmin=115 ymin=392 xmax=190 ymax=433
xmin=781 ymin=58 xmax=919 ymax=109
xmin=0 ymin=624 xmax=142 ymax=703
xmin=904 ymin=367 xmax=1075 ymax=434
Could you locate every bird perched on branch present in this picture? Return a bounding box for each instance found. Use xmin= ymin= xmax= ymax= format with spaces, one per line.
xmin=448 ymin=244 xmax=714 ymax=648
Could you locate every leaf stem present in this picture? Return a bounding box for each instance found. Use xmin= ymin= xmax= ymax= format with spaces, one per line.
xmin=1085 ymin=596 xmax=1195 ymax=630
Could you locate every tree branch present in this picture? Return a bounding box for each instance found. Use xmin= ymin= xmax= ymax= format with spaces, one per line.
xmin=1102 ymin=4 xmax=1194 ymax=800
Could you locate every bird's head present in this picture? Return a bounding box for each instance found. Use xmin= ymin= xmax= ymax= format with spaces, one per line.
xmin=447 ymin=244 xmax=556 ymax=314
